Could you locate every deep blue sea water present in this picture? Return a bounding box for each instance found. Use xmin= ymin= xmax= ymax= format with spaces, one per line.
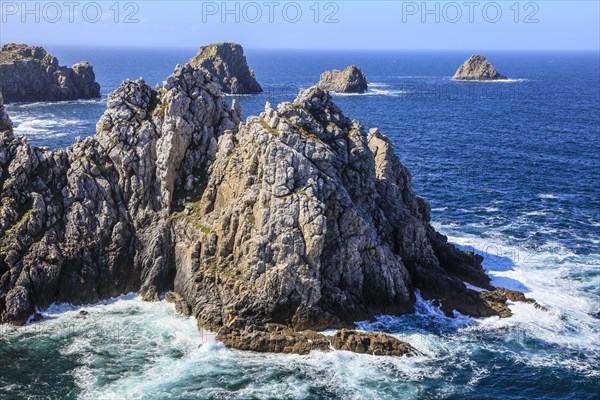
xmin=2 ymin=47 xmax=599 ymax=399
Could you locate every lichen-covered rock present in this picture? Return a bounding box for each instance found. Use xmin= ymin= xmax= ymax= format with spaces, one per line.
xmin=170 ymin=86 xmax=507 ymax=337
xmin=0 ymin=43 xmax=101 ymax=103
xmin=451 ymin=54 xmax=508 ymax=81
xmin=316 ymin=65 xmax=368 ymax=93
xmin=0 ymin=61 xmax=537 ymax=356
xmin=189 ymin=43 xmax=262 ymax=94
xmin=0 ymin=64 xmax=239 ymax=324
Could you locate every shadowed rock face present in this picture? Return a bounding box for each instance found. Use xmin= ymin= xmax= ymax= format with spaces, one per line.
xmin=189 ymin=43 xmax=262 ymax=94
xmin=0 ymin=62 xmax=535 ymax=355
xmin=317 ymin=65 xmax=368 ymax=93
xmin=0 ymin=44 xmax=101 ymax=103
xmin=0 ymin=93 xmax=11 ymax=131
xmin=451 ymin=54 xmax=508 ymax=81
xmin=0 ymin=64 xmax=239 ymax=324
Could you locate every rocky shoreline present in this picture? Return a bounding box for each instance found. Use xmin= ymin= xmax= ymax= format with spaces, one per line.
xmin=0 ymin=59 xmax=539 ymax=355
xmin=0 ymin=43 xmax=100 ymax=103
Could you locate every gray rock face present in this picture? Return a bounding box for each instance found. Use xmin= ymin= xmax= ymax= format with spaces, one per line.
xmin=0 ymin=93 xmax=11 ymax=131
xmin=0 ymin=64 xmax=239 ymax=324
xmin=0 ymin=62 xmax=532 ymax=354
xmin=189 ymin=43 xmax=262 ymax=94
xmin=0 ymin=44 xmax=101 ymax=103
xmin=316 ymin=65 xmax=368 ymax=93
xmin=451 ymin=54 xmax=508 ymax=81
xmin=171 ymin=85 xmax=503 ymax=341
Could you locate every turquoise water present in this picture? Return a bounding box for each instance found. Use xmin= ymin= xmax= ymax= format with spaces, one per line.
xmin=2 ymin=48 xmax=599 ymax=399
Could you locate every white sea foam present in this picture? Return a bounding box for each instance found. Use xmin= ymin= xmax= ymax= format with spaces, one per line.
xmin=3 ymin=222 xmax=596 ymax=398
xmin=6 ymin=226 xmax=597 ymax=399
xmin=537 ymin=193 xmax=560 ymax=199
xmin=392 ymin=76 xmax=439 ymax=79
xmin=523 ymin=210 xmax=548 ymax=216
xmin=10 ymin=115 xmax=88 ymax=140
xmin=431 ymin=207 xmax=448 ymax=212
xmin=45 ymin=296 xmax=434 ymax=400
xmin=368 ymin=82 xmax=390 ymax=88
xmin=486 ymin=207 xmax=500 ymax=212
xmin=436 ymin=225 xmax=600 ymax=353
xmin=7 ymin=98 xmax=104 ymax=108
xmin=451 ymin=78 xmax=529 ymax=83
xmin=332 ymin=88 xmax=410 ymax=97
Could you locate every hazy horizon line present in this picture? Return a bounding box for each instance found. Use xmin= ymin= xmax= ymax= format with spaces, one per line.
xmin=2 ymin=42 xmax=599 ymax=53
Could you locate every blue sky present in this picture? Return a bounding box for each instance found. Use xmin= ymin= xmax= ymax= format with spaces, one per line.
xmin=0 ymin=1 xmax=598 ymax=50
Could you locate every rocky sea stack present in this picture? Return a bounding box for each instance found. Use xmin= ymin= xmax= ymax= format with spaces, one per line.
xmin=317 ymin=65 xmax=368 ymax=93
xmin=452 ymin=54 xmax=508 ymax=81
xmin=189 ymin=42 xmax=262 ymax=94
xmin=0 ymin=62 xmax=537 ymax=355
xmin=0 ymin=43 xmax=101 ymax=103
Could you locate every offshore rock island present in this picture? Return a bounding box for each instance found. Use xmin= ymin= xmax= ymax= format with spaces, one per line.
xmin=189 ymin=42 xmax=262 ymax=94
xmin=452 ymin=54 xmax=508 ymax=81
xmin=0 ymin=61 xmax=537 ymax=355
xmin=0 ymin=43 xmax=101 ymax=103
xmin=316 ymin=65 xmax=368 ymax=93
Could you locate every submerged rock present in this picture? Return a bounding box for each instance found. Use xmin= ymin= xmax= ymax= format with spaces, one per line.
xmin=0 ymin=61 xmax=537 ymax=355
xmin=451 ymin=54 xmax=507 ymax=81
xmin=479 ymin=287 xmax=545 ymax=317
xmin=316 ymin=65 xmax=368 ymax=93
xmin=329 ymin=329 xmax=420 ymax=356
xmin=189 ymin=42 xmax=262 ymax=94
xmin=0 ymin=43 xmax=101 ymax=103
xmin=217 ymin=324 xmax=419 ymax=356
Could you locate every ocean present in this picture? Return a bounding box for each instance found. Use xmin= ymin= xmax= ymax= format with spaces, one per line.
xmin=1 ymin=47 xmax=599 ymax=399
